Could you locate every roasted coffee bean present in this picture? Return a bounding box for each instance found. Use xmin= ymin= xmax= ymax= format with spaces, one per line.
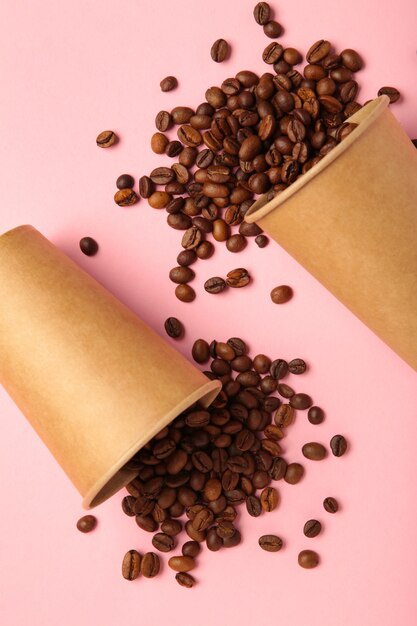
xmin=166 ymin=140 xmax=183 ymax=157
xmin=121 ymin=496 xmax=136 ymax=516
xmin=269 ymin=457 xmax=287 ymax=480
xmin=152 ymin=532 xmax=175 ymax=552
xmin=206 ymin=527 xmax=223 ymax=551
xmin=254 ymin=1 xmax=271 ymax=25
xmin=177 ymin=249 xmax=197 ymax=266
xmin=168 ymin=555 xmax=195 ymax=572
xmin=239 ymin=222 xmax=263 ymax=237
xmin=169 ymin=266 xmax=195 ymax=284
xmin=262 ymin=42 xmax=283 ymax=64
xmin=204 ymin=277 xmax=227 ymax=294
xmin=139 ymin=175 xmax=154 ymax=198
xmin=264 ymin=424 xmax=284 ymax=441
xmin=151 ymin=132 xmax=169 ymax=154
xmin=302 ymin=442 xmax=327 ymax=460
xmin=114 ymin=188 xmax=138 ymax=206
xmin=172 ymin=106 xmax=195 ymax=124
xmin=323 ymin=497 xmax=339 ymax=513
xmin=277 ymin=383 xmax=294 ymax=399
xmin=182 ymin=541 xmax=201 ymax=557
xmin=377 ymin=85 xmax=401 ymax=104
xmin=160 ymin=75 xmax=178 ymax=92
xmin=303 ymin=519 xmax=322 ymax=538
xmin=284 ymin=47 xmax=302 ymax=65
xmin=122 ymin=550 xmax=141 ymax=580
xmin=284 ymin=462 xmax=304 ymax=484
xmin=196 ymin=241 xmax=214 ymax=259
xmin=175 ymin=572 xmax=195 ymax=588
xmin=164 ymin=317 xmax=184 ymax=339
xmin=141 ymin=552 xmax=160 ymax=577
xmin=192 ymin=339 xmax=210 ymax=363
xmin=263 ymin=20 xmax=283 ymax=38
xmin=211 ymin=39 xmax=229 ymax=63
xmin=330 ymin=434 xmax=347 ymax=457
xmin=258 ymin=534 xmax=283 ymax=552
xmin=116 ymin=174 xmax=134 ymax=190
xmin=288 ymin=358 xmax=306 ymax=374
xmin=245 ymin=495 xmax=262 ymax=517
xmin=226 ymin=268 xmax=250 ymax=288
xmin=96 ymin=130 xmax=117 ymax=148
xmin=79 ymin=237 xmax=98 ymax=257
xmin=270 ymin=359 xmax=288 ymax=380
xmin=340 ymin=48 xmax=363 ymax=71
xmin=308 ymin=406 xmax=325 ymax=424
xmin=306 ymin=40 xmax=331 ymax=64
xmin=260 ymin=487 xmax=279 ymax=511
xmin=255 ymin=234 xmax=269 ymax=248
xmin=226 ymin=234 xmax=247 ymax=253
xmin=148 ymin=191 xmax=171 ymax=208
xmin=178 ymin=125 xmax=203 ymax=147
xmin=159 ymin=520 xmax=182 ymax=538
xmin=182 ymin=226 xmax=203 ymax=250
xmin=76 ymin=515 xmax=97 ymax=533
xmin=298 ymin=549 xmax=319 ymax=568
xmin=175 ymin=284 xmax=196 ymax=302
xmin=270 ymin=285 xmax=293 ymax=304
xmin=155 ymin=110 xmax=173 ymax=132
xmin=290 ymin=393 xmax=313 ymax=410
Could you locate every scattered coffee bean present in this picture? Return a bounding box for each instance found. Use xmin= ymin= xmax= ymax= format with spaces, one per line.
xmin=303 ymin=519 xmax=322 ymax=538
xmin=271 ymin=285 xmax=293 ymax=304
xmin=76 ymin=515 xmax=97 ymax=533
xmin=226 ymin=268 xmax=250 ymax=288
xmin=298 ymin=549 xmax=319 ymax=568
xmin=308 ymin=406 xmax=325 ymax=424
xmin=79 ymin=237 xmax=98 ymax=257
xmin=175 ymin=284 xmax=196 ymax=302
xmin=377 ymin=86 xmax=400 ymax=103
xmin=122 ymin=550 xmax=141 ymax=580
xmin=182 ymin=541 xmax=201 ymax=558
xmin=284 ymin=462 xmax=304 ymax=484
xmin=116 ymin=174 xmax=134 ymax=189
xmin=141 ymin=552 xmax=160 ymax=577
xmin=96 ymin=130 xmax=117 ymax=148
xmin=175 ymin=572 xmax=195 ymax=588
xmin=160 ymin=76 xmax=178 ymax=92
xmin=302 ymin=442 xmax=327 ymax=460
xmin=290 ymin=393 xmax=313 ymax=410
xmin=152 ymin=532 xmax=175 ymax=552
xmin=151 ymin=132 xmax=169 ymax=153
xmin=288 ymin=358 xmax=307 ymax=374
xmin=330 ymin=434 xmax=347 ymax=457
xmin=168 ymin=555 xmax=195 ymax=572
xmin=211 ymin=39 xmax=230 ymax=63
xmin=121 ymin=495 xmax=136 ymax=516
xmin=155 ymin=111 xmax=172 ymax=132
xmin=263 ymin=21 xmax=283 ymax=38
xmin=114 ymin=188 xmax=138 ymax=206
xmin=323 ymin=497 xmax=339 ymax=513
xmin=164 ymin=317 xmax=184 ymax=339
xmin=253 ymin=2 xmax=271 ymax=25
xmin=169 ymin=266 xmax=195 ymax=284
xmin=258 ymin=534 xmax=283 ymax=552
xmin=260 ymin=486 xmax=279 ymax=511
xmin=139 ymin=175 xmax=154 ymax=198
xmin=255 ymin=234 xmax=269 ymax=248
xmin=204 ymin=277 xmax=227 ymax=294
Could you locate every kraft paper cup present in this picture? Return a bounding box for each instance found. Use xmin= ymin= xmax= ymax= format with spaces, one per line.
xmin=0 ymin=225 xmax=221 ymax=508
xmin=245 ymin=96 xmax=417 ymax=372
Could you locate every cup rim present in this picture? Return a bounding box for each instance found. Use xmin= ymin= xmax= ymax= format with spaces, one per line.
xmin=244 ymin=95 xmax=390 ymax=223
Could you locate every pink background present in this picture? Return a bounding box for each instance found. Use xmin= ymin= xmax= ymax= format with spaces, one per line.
xmin=1 ymin=1 xmax=417 ymax=624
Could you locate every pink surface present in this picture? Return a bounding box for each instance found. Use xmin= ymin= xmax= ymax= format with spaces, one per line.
xmin=1 ymin=1 xmax=417 ymax=624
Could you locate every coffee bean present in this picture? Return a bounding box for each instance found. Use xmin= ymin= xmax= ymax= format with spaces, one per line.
xmin=377 ymin=86 xmax=400 ymax=103
xmin=114 ymin=188 xmax=138 ymax=206
xmin=164 ymin=317 xmax=184 ymax=339
xmin=151 ymin=132 xmax=169 ymax=154
xmin=269 ymin=457 xmax=287 ymax=480
xmin=150 ymin=166 xmax=175 ymax=185
xmin=304 ymin=519 xmax=322 ymax=538
xmin=168 ymin=213 xmax=192 ymax=229
xmin=284 ymin=462 xmax=304 ymax=484
xmin=277 ymin=383 xmax=294 ymax=399
xmin=226 ymin=268 xmax=250 ymax=288
xmin=141 ymin=552 xmax=160 ymax=578
xmin=192 ymin=339 xmax=210 ymax=364
xmin=246 ymin=494 xmax=262 ymax=517
xmin=298 ymin=549 xmax=319 ymax=568
xmin=121 ymin=495 xmax=136 ymax=516
xmin=182 ymin=226 xmax=203 ymax=250
xmin=76 ymin=515 xmax=97 ymax=533
xmin=152 ymin=532 xmax=175 ymax=552
xmin=116 ymin=174 xmax=134 ymax=190
xmin=96 ymin=130 xmax=117 ymax=148
xmin=255 ymin=234 xmax=269 ymax=248
xmin=289 ymin=393 xmax=312 ymax=411
xmin=161 ymin=519 xmax=182 ymax=536
xmin=122 ymin=550 xmax=141 ymax=580
xmin=258 ymin=534 xmax=283 ymax=552
xmin=306 ymin=40 xmax=331 ymax=64
xmin=262 ymin=42 xmax=283 ymax=64
xmin=330 ymin=435 xmax=347 ymax=457
xmin=211 ymin=39 xmax=229 ymax=63
xmin=175 ymin=572 xmax=195 ymax=588
xmin=204 ymin=277 xmax=227 ymax=294
xmin=178 ymin=125 xmax=202 ymax=147
xmin=340 ymin=48 xmax=363 ymax=72
xmin=169 ymin=266 xmax=195 ymax=284
xmin=139 ymin=175 xmax=154 ymax=198
xmin=79 ymin=237 xmax=98 ymax=257
xmin=308 ymin=406 xmax=325 ymax=424
xmin=206 ymin=527 xmax=223 ymax=551
xmin=160 ymin=76 xmax=178 ymax=92
xmin=175 ymin=284 xmax=196 ymax=303
xmin=182 ymin=541 xmax=201 ymax=558
xmin=260 ymin=486 xmax=279 ymax=511
xmin=270 ymin=285 xmax=293 ymax=304
xmin=323 ymin=497 xmax=339 ymax=513
xmin=302 ymin=442 xmax=327 ymax=460
xmin=263 ymin=21 xmax=283 ymax=38
xmin=177 ymin=250 xmax=197 ymax=266
xmin=168 ymin=555 xmax=195 ymax=572
xmin=270 ymin=359 xmax=288 ymax=380
xmin=254 ymin=2 xmax=271 ymax=25
xmin=226 ymin=234 xmax=247 ymax=253
xmin=288 ymin=358 xmax=306 ymax=374
xmin=166 ymin=140 xmax=183 ymax=157
xmin=196 ymin=241 xmax=215 ymax=259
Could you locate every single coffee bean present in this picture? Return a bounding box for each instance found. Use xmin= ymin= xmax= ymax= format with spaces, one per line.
xmin=323 ymin=497 xmax=339 ymax=513
xmin=239 ymin=222 xmax=263 ymax=237
xmin=211 ymin=38 xmax=229 ymax=63
xmin=308 ymin=406 xmax=325 ymax=424
xmin=254 ymin=2 xmax=271 ymax=25
xmin=76 ymin=515 xmax=97 ymax=533
xmin=290 ymin=393 xmax=313 ymax=410
xmin=164 ymin=317 xmax=184 ymax=339
xmin=175 ymin=572 xmax=195 ymax=588
xmin=151 ymin=132 xmax=169 ymax=154
xmin=223 ymin=528 xmax=241 ymax=548
xmin=263 ymin=20 xmax=283 ymax=38
xmin=135 ymin=515 xmax=157 ymax=532
xmin=152 ymin=532 xmax=175 ymax=552
xmin=96 ymin=130 xmax=117 ymax=148
xmin=298 ymin=549 xmax=319 ymax=568
xmin=192 ymin=339 xmax=210 ymax=363
xmin=168 ymin=213 xmax=192 ymax=229
xmin=178 ymin=125 xmax=203 ymax=147
xmin=330 ymin=434 xmax=348 ymax=457
xmin=288 ymin=358 xmax=306 ymax=374
xmin=226 ymin=268 xmax=250 ymax=288
xmin=306 ymin=40 xmax=331 ymax=64
xmin=166 ymin=140 xmax=183 ymax=157
xmin=270 ymin=285 xmax=293 ymax=304
xmin=160 ymin=76 xmax=178 ymax=92
xmin=169 ymin=266 xmax=195 ymax=284
xmin=302 ymin=442 xmax=327 ymax=460
xmin=139 ymin=175 xmax=154 ymax=199
xmin=377 ymin=86 xmax=400 ymax=103
xmin=284 ymin=462 xmax=304 ymax=484
xmin=304 ymin=519 xmax=322 ymax=538
xmin=116 ymin=174 xmax=134 ymax=190
xmin=161 ymin=519 xmax=183 ymax=536
xmin=150 ymin=166 xmax=175 ymax=185
xmin=226 ymin=234 xmax=247 ymax=253
xmin=182 ymin=541 xmax=201 ymax=558
xmin=79 ymin=237 xmax=98 ymax=257
xmin=206 ymin=527 xmax=223 ymax=551
xmin=122 ymin=550 xmax=141 ymax=580
xmin=121 ymin=496 xmax=136 ymax=516
xmin=340 ymin=48 xmax=364 ymax=71
xmin=260 ymin=486 xmax=279 ymax=511
xmin=269 ymin=457 xmax=287 ymax=480
xmin=246 ymin=494 xmax=262 ymax=517
xmin=175 ymin=284 xmax=196 ymax=303
xmin=270 ymin=359 xmax=288 ymax=380
xmin=255 ymin=234 xmax=269 ymax=247
xmin=277 ymin=383 xmax=294 ymax=399
xmin=204 ymin=277 xmax=227 ymax=294
xmin=114 ymin=188 xmax=138 ymax=206
xmin=252 ymin=354 xmax=271 ymax=374
xmin=141 ymin=552 xmax=160 ymax=578
xmin=177 ymin=249 xmax=197 ymax=266
xmin=168 ymin=555 xmax=195 ymax=572
xmin=182 ymin=226 xmax=203 ymax=250
xmin=258 ymin=534 xmax=283 ymax=552
xmin=262 ymin=42 xmax=283 ymax=64
xmin=196 ymin=241 xmax=215 ymax=259
xmin=227 ymin=337 xmax=247 ymax=356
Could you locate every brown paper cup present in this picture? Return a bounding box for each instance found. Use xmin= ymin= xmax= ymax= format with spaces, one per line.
xmin=0 ymin=225 xmax=221 ymax=508
xmin=245 ymin=96 xmax=417 ymax=372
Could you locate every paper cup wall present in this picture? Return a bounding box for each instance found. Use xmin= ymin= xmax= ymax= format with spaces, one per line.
xmin=0 ymin=226 xmax=221 ymax=508
xmin=245 ymin=96 xmax=417 ymax=372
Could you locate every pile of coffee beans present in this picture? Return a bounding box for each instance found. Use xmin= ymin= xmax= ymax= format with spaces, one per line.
xmin=112 ymin=335 xmax=347 ymax=584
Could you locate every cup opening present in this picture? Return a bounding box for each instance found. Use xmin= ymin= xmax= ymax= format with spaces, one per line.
xmin=244 ymin=95 xmax=390 ymax=224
